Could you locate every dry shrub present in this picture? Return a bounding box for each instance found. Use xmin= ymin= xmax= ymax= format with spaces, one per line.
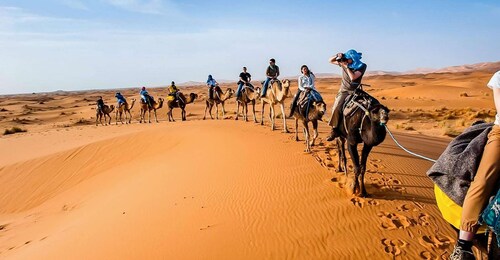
xmin=460 ymin=92 xmax=469 ymax=97
xmin=4 ymin=127 xmax=27 ymax=135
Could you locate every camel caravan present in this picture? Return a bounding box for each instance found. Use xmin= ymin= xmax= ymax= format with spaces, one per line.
xmin=92 ymin=55 xmax=392 ymax=199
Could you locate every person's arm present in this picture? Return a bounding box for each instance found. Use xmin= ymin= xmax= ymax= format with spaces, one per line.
xmin=276 ymin=66 xmax=280 ymax=78
xmin=340 ymin=62 xmax=362 ymax=81
xmin=494 ymin=88 xmax=500 ymax=116
xmin=329 ymin=53 xmax=343 ymax=65
xmin=248 ymin=74 xmax=251 ymax=83
xmin=266 ymin=67 xmax=271 ymax=78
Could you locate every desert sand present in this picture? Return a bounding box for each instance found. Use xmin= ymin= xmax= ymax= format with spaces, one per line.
xmin=0 ymin=65 xmax=498 ymax=259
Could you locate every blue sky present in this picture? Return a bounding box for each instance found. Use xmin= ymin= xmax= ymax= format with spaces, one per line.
xmin=0 ymin=0 xmax=499 ymax=94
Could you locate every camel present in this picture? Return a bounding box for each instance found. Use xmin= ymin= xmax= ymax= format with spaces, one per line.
xmin=335 ymin=95 xmax=390 ymax=197
xmin=139 ymin=98 xmax=164 ymax=123
xmin=166 ymin=93 xmax=198 ymax=122
xmin=235 ymin=86 xmax=261 ymax=122
xmin=203 ymin=87 xmax=234 ymax=120
xmin=260 ymin=79 xmax=291 ymax=132
xmin=115 ymin=99 xmax=136 ymax=125
xmin=292 ymin=91 xmax=327 ymax=153
xmin=96 ymin=104 xmax=115 ymax=126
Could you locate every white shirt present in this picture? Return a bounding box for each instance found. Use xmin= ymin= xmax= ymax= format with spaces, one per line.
xmin=487 ymin=71 xmax=500 ymax=125
xmin=298 ymin=74 xmax=316 ymax=91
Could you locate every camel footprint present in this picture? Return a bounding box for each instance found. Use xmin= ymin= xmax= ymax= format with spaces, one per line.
xmin=417 ymin=213 xmax=434 ymax=227
xmin=418 ymin=234 xmax=453 ymax=251
xmin=381 ymin=238 xmax=408 ymax=257
xmin=350 ymin=197 xmax=365 ymax=208
xmin=396 ymin=204 xmax=417 ymax=212
xmin=377 ymin=211 xmax=415 ymax=230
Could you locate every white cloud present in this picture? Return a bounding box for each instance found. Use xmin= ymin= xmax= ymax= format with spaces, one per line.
xmin=104 ymin=0 xmax=176 ymax=15
xmin=0 ymin=6 xmax=77 ymax=26
xmin=61 ymin=0 xmax=89 ymax=10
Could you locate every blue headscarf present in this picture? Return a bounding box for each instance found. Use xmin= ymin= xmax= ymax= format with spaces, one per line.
xmin=207 ymin=75 xmax=213 ymax=83
xmin=344 ymin=49 xmax=364 ymax=70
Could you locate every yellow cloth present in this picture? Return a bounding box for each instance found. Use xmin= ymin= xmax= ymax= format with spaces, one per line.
xmin=434 ymin=184 xmax=486 ymax=233
xmin=169 ymin=85 xmax=179 ymax=94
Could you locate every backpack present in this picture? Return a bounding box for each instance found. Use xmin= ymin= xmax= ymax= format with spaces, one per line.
xmin=479 ymin=188 xmax=500 ymax=246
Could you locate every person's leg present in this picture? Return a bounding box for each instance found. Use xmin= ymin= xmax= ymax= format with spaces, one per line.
xmin=326 ymin=91 xmax=349 ymax=141
xmin=236 ymin=83 xmax=244 ymax=99
xmin=289 ymin=90 xmax=301 ymax=117
xmin=209 ymin=87 xmax=213 ymax=100
xmin=452 ymin=125 xmax=500 ymax=259
xmin=261 ymin=78 xmax=271 ymax=96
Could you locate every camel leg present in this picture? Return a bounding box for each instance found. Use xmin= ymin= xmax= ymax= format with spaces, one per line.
xmin=221 ymin=102 xmax=226 ymax=119
xmin=154 ymin=109 xmax=158 ymax=123
xmin=294 ymin=118 xmax=299 ymax=141
xmin=303 ymin=121 xmax=310 ymax=152
xmin=235 ymin=102 xmax=240 ymax=121
xmin=310 ymin=120 xmax=319 ymax=147
xmin=215 ymin=103 xmax=219 ymax=120
xmin=260 ymin=102 xmax=265 ymax=125
xmin=148 ymin=109 xmax=151 ymax=123
xmin=270 ymin=105 xmax=275 ymax=131
xmin=347 ymin=143 xmax=361 ymax=195
xmin=128 ymin=110 xmax=132 ymax=124
xmin=280 ymin=102 xmax=289 ymax=133
xmin=96 ymin=112 xmax=99 ymax=126
xmin=336 ymin=138 xmax=347 ymax=174
xmin=252 ymin=101 xmax=257 ymax=123
xmin=116 ymin=110 xmax=119 ymax=125
xmin=359 ymin=144 xmax=373 ymax=197
xmin=182 ymin=108 xmax=186 ymax=121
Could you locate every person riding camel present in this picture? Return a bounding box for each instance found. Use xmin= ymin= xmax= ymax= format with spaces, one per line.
xmin=289 ymin=65 xmax=323 ymax=117
xmin=260 ymin=58 xmax=280 ymax=97
xmin=448 ymin=71 xmax=500 ymax=260
xmin=168 ymin=81 xmax=184 ymax=104
xmin=140 ymin=86 xmax=154 ymax=107
xmin=96 ymin=96 xmax=105 ymax=113
xmin=236 ymin=66 xmax=253 ymax=100
xmin=326 ymin=49 xmax=368 ymax=141
xmin=206 ymin=75 xmax=220 ymax=100
xmin=115 ymin=92 xmax=126 ymax=107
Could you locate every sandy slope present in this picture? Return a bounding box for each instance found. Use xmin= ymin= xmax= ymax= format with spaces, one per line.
xmin=0 ymin=69 xmax=498 ymax=259
xmin=0 ymin=119 xmax=456 ymax=259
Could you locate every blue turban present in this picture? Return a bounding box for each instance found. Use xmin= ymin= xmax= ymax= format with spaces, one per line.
xmin=344 ymin=49 xmax=364 ymax=70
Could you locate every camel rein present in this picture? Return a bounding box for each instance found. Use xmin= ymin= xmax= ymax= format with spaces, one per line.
xmin=382 ymin=124 xmax=438 ymax=163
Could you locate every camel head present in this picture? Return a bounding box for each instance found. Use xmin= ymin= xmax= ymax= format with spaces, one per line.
xmin=370 ymin=104 xmax=390 ymax=125
xmin=188 ymin=93 xmax=198 ymax=103
xmin=308 ymin=101 xmax=327 ymax=121
xmin=281 ymin=79 xmax=291 ymax=97
xmin=225 ymin=88 xmax=235 ymax=99
xmin=253 ymin=87 xmax=262 ymax=100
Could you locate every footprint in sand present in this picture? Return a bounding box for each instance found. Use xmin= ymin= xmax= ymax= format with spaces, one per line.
xmin=377 ymin=211 xmax=414 ymax=230
xmin=381 ymin=238 xmax=408 ymax=257
xmin=350 ymin=197 xmax=365 ymax=208
xmin=396 ymin=204 xmax=417 ymax=212
xmin=418 ymin=234 xmax=453 ymax=251
xmin=367 ymin=199 xmax=380 ymax=206
xmin=417 ymin=213 xmax=433 ymax=227
xmin=419 ymin=251 xmax=437 ymax=260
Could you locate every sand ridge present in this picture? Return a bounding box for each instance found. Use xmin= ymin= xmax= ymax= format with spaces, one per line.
xmin=0 ymin=69 xmax=498 ymax=259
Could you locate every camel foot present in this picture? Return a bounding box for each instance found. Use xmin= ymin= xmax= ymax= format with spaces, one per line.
xmin=295 ymin=137 xmax=299 ymax=142
xmin=283 ymin=129 xmax=290 ymax=133
xmin=304 ymin=148 xmax=311 ymax=153
xmin=235 ymin=117 xmax=238 ymax=121
xmin=360 ymin=192 xmax=370 ymax=198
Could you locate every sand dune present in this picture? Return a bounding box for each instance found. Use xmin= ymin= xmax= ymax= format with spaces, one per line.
xmin=0 ymin=69 xmax=498 ymax=259
xmin=0 ymin=118 xmax=456 ymax=259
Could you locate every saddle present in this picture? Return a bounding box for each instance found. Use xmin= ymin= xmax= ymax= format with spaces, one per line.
xmin=297 ymin=90 xmax=318 ymax=118
xmin=343 ymin=90 xmax=379 ymax=118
